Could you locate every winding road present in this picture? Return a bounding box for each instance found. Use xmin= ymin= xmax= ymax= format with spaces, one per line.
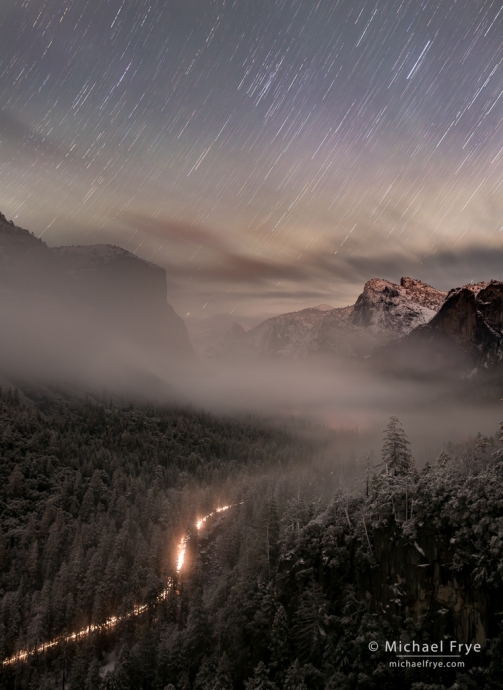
xmin=2 ymin=504 xmax=233 ymax=667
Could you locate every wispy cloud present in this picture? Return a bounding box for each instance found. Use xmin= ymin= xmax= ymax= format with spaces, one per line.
xmin=120 ymin=212 xmax=227 ymax=251
xmin=0 ymin=109 xmax=74 ymax=160
xmin=165 ymin=252 xmax=308 ymax=284
xmin=160 ymin=238 xmax=503 ymax=292
xmin=115 ymin=213 xmax=503 ymax=312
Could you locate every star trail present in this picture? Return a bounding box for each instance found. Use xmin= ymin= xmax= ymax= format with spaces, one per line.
xmin=0 ymin=0 xmax=502 ymax=320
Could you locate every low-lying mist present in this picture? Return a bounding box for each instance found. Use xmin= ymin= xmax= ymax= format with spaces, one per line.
xmin=179 ymin=355 xmax=501 ymax=462
xmin=1 ymin=287 xmax=500 ymax=470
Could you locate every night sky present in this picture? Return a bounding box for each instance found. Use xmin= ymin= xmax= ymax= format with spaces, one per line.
xmin=0 ymin=0 xmax=502 ymax=322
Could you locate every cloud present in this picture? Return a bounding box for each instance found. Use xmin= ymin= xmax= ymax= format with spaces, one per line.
xmin=161 ymin=241 xmax=503 ymax=292
xmin=119 ymin=213 xmax=227 ymax=251
xmin=418 ymin=246 xmax=503 ymax=288
xmin=320 ymin=245 xmax=503 ymax=291
xmin=223 ymin=289 xmax=336 ymax=301
xmin=120 ymin=213 xmax=311 ymax=285
xmin=162 ymin=252 xmax=308 ymax=284
xmin=164 ymin=243 xmax=503 ymax=329
xmin=78 ymin=215 xmax=378 ymax=293
xmin=0 ymin=109 xmax=74 ymax=160
xmin=114 ymin=212 xmax=503 ymax=313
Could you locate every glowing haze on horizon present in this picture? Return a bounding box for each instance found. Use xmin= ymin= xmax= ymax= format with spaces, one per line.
xmin=0 ymin=0 xmax=502 ymax=321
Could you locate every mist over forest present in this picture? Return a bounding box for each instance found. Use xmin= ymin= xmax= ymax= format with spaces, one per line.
xmin=1 ymin=212 xmax=501 ymax=454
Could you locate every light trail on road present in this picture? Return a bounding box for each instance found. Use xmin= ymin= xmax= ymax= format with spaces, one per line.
xmin=177 ymin=504 xmax=232 ymax=571
xmin=2 ymin=503 xmax=234 ymax=667
xmin=2 ymin=594 xmax=169 ymax=667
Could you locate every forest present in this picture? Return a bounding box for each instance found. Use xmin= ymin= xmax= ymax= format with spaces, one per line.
xmin=1 ymin=388 xmax=503 ymax=690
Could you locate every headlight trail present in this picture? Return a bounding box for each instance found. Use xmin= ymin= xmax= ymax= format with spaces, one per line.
xmin=2 ymin=590 xmax=170 ymax=667
xmin=2 ymin=502 xmax=238 ymax=667
xmin=177 ymin=504 xmax=233 ymax=571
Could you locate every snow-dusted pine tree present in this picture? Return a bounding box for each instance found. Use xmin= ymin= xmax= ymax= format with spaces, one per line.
xmin=367 ymin=417 xmax=418 ymax=523
xmin=380 ymin=416 xmax=415 ymax=477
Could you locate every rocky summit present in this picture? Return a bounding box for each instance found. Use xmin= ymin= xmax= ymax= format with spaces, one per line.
xmin=351 ymin=277 xmax=446 ymax=337
xmin=387 ymin=280 xmax=503 ymax=374
xmin=238 ymin=276 xmax=447 ymax=359
xmin=232 ymin=275 xmax=503 ymax=379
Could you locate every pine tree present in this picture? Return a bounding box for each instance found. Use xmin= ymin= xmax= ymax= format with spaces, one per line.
xmin=292 ymin=582 xmax=327 ymax=663
xmin=112 ymin=644 xmax=133 ymax=690
xmin=69 ymin=649 xmax=88 ymax=690
xmin=368 ymin=418 xmax=418 ymax=522
xmin=364 ymin=450 xmax=374 ymax=497
xmin=164 ymin=630 xmax=187 ymax=687
xmin=86 ymin=658 xmax=102 ymax=690
xmin=260 ymin=496 xmax=280 ymax=575
xmin=136 ymin=626 xmax=157 ymax=690
xmin=380 ymin=417 xmax=415 ymax=476
xmin=213 ymin=652 xmax=233 ymax=690
xmin=0 ymin=527 xmax=8 ymax=571
xmin=279 ymin=496 xmax=309 ymax=551
xmin=487 ymin=622 xmax=503 ymax=689
xmin=435 ymin=451 xmax=451 ymax=467
xmin=283 ymin=659 xmax=307 ymax=690
xmin=182 ymin=587 xmax=212 ymax=667
xmin=193 ymin=655 xmax=217 ymax=690
xmin=269 ymin=604 xmax=290 ymax=678
xmin=244 ymin=661 xmax=278 ymax=690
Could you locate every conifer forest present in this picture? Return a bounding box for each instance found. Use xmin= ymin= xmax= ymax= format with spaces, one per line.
xmin=1 ymin=388 xmax=503 ymax=690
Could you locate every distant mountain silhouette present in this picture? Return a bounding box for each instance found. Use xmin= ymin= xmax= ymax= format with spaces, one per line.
xmin=0 ymin=212 xmax=193 ymax=387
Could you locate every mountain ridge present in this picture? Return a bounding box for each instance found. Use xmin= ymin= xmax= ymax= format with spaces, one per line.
xmin=3 ymin=211 xmax=503 ymax=380
xmin=235 ymin=276 xmax=447 ymax=360
xmin=223 ymin=275 xmax=503 ymax=379
xmin=0 ymin=213 xmax=193 ymax=385
xmin=384 ymin=279 xmax=503 ymax=375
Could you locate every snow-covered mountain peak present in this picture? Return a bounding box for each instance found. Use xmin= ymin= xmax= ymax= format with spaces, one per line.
xmin=235 ymin=277 xmax=447 ymax=360
xmin=399 ymin=276 xmax=447 ymax=310
xmin=351 ymin=276 xmax=445 ymax=338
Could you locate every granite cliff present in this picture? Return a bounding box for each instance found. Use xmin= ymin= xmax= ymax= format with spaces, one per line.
xmin=382 ymin=280 xmax=503 ymax=375
xmin=0 ymin=212 xmax=192 ymax=384
xmin=52 ymin=243 xmax=192 ymax=357
xmin=237 ymin=277 xmax=447 ymax=359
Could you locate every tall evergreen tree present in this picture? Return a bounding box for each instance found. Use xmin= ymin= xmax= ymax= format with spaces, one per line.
xmin=182 ymin=587 xmax=212 ymax=669
xmin=283 ymin=660 xmax=307 ymax=690
xmin=85 ymin=658 xmax=102 ymax=690
xmin=269 ymin=604 xmax=290 ymax=679
xmin=244 ymin=661 xmax=278 ymax=690
xmin=111 ymin=644 xmax=133 ymax=690
xmin=292 ymin=582 xmax=327 ymax=663
xmin=213 ymin=652 xmax=233 ymax=690
xmin=193 ymin=656 xmax=217 ymax=690
xmin=260 ymin=497 xmax=280 ymax=574
xmin=380 ymin=417 xmax=415 ymax=476
xmin=69 ymin=649 xmax=88 ymax=690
